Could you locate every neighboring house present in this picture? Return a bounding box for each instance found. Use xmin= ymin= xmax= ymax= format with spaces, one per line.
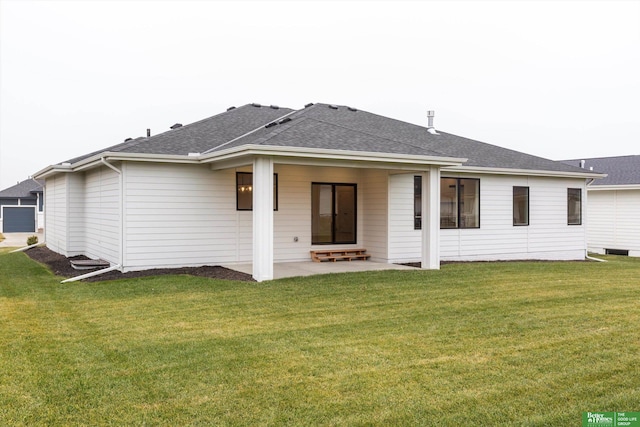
xmin=562 ymin=155 xmax=640 ymax=257
xmin=33 ymin=103 xmax=602 ymax=281
xmin=0 ymin=179 xmax=44 ymax=233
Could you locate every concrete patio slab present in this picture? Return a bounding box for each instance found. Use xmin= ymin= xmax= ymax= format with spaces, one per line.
xmin=222 ymin=260 xmax=417 ymax=280
xmin=0 ymin=232 xmax=44 ymax=248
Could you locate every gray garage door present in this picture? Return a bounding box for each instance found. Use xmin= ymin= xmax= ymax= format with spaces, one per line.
xmin=3 ymin=207 xmax=36 ymax=232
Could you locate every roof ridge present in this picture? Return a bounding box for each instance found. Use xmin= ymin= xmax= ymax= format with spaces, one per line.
xmin=296 ymin=105 xmax=453 ymax=158
xmin=202 ymin=107 xmax=299 ymax=154
xmin=563 ymin=154 xmax=640 ymax=162
xmin=116 ymin=104 xmax=258 ymax=152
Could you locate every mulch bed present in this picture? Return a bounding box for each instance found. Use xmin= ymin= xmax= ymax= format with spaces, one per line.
xmin=24 ymin=246 xmax=255 ymax=283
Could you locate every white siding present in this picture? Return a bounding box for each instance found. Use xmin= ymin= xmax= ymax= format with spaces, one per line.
xmin=389 ymin=173 xmax=588 ymax=262
xmin=83 ymin=166 xmax=120 ymax=262
xmin=66 ymin=173 xmax=86 ymax=257
xmin=361 ymin=169 xmax=389 ymax=261
xmin=44 ymin=174 xmax=69 ymax=256
xmin=587 ymin=189 xmax=640 ymax=256
xmin=388 ymin=174 xmax=421 ymax=263
xmin=123 ymin=163 xmax=233 ymax=271
xmin=122 ymin=163 xmax=380 ymax=269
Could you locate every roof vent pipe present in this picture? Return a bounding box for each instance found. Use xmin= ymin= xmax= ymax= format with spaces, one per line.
xmin=147 ymin=129 xmax=151 ymax=137
xmin=580 ymin=160 xmax=585 ymax=168
xmin=427 ymin=110 xmax=438 ymax=134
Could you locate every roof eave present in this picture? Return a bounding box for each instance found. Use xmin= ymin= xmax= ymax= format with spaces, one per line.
xmin=33 ymin=152 xmax=203 ymax=178
xmin=443 ymin=165 xmax=607 ymax=179
xmin=587 ymin=184 xmax=640 ymax=191
xmin=200 ymin=144 xmax=467 ymax=167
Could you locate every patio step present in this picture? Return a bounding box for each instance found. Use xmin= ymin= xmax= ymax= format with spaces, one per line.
xmin=310 ymin=249 xmax=371 ymax=262
xmin=70 ymin=259 xmax=111 ymax=270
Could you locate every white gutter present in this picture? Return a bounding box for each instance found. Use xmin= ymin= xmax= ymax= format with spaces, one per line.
xmin=442 ymin=165 xmax=607 ymax=179
xmin=60 ymin=264 xmax=122 ymax=283
xmin=100 ymin=158 xmax=125 ymax=271
xmin=32 ymin=163 xmax=73 ymax=180
xmin=201 ymin=144 xmax=467 ymax=167
xmin=587 ymin=184 xmax=640 ymax=191
xmin=33 ymin=152 xmax=200 ymax=180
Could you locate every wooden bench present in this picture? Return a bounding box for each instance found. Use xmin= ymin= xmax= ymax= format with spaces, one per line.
xmin=310 ymin=249 xmax=371 ymax=262
xmin=70 ymin=259 xmax=111 ymax=270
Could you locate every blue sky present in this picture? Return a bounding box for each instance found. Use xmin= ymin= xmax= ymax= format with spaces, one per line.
xmin=1 ymin=0 xmax=639 ymax=188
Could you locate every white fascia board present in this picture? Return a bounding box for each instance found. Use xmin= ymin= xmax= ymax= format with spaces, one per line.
xmin=34 ymin=152 xmax=201 ymax=178
xmin=32 ymin=164 xmax=72 ymax=179
xmin=587 ymin=184 xmax=640 ymax=191
xmin=201 ymin=144 xmax=466 ymax=168
xmin=442 ymin=165 xmax=607 ymax=179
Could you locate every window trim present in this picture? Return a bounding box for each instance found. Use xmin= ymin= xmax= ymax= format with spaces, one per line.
xmin=236 ymin=172 xmax=278 ymax=211
xmin=567 ymin=188 xmax=582 ymax=225
xmin=440 ymin=177 xmax=480 ymax=229
xmin=513 ymin=186 xmax=530 ymax=226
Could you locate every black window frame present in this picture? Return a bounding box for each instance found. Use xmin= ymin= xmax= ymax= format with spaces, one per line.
xmin=440 ymin=177 xmax=480 ymax=229
xmin=567 ymin=188 xmax=582 ymax=225
xmin=513 ymin=186 xmax=530 ymax=226
xmin=414 ymin=175 xmax=422 ymax=230
xmin=236 ymin=172 xmax=278 ymax=211
xmin=311 ymin=182 xmax=357 ymax=245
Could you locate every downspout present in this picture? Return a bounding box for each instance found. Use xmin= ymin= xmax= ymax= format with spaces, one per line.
xmin=100 ymin=157 xmax=125 ymax=271
xmin=586 ymin=253 xmax=606 ymax=262
xmin=582 ymin=176 xmax=606 ymax=262
xmin=10 ymin=242 xmax=45 ymax=253
xmin=61 ymin=264 xmax=122 ymax=283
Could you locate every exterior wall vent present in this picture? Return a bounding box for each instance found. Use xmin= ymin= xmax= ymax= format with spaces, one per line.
xmin=605 ymin=248 xmax=629 ymax=256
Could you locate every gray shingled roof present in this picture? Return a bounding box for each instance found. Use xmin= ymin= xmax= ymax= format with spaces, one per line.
xmin=0 ymin=179 xmax=43 ymax=198
xmin=59 ymin=102 xmax=590 ymax=175
xmin=214 ymin=103 xmax=588 ymax=173
xmin=561 ymin=155 xmax=640 ymax=185
xmin=65 ymin=104 xmax=294 ymax=164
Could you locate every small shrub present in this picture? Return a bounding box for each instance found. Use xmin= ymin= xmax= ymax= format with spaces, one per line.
xmin=27 ymin=235 xmax=38 ymax=246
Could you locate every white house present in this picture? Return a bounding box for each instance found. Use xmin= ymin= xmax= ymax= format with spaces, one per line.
xmin=33 ymin=103 xmax=602 ymax=281
xmin=562 ymin=156 xmax=640 ymax=257
xmin=0 ymin=179 xmax=44 ymax=233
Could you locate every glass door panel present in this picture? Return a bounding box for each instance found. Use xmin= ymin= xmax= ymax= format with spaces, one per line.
xmin=312 ymin=183 xmax=357 ymax=244
xmin=334 ymin=185 xmax=356 ymax=243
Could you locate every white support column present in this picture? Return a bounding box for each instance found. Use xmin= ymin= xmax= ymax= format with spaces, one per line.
xmin=252 ymin=156 xmax=274 ymax=281
xmin=421 ymin=166 xmax=440 ymax=269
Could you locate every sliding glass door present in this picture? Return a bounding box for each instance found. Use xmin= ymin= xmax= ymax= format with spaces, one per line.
xmin=311 ymin=183 xmax=356 ymax=244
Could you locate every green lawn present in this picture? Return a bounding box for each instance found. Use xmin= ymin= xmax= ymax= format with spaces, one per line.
xmin=1 ymin=248 xmax=639 ymax=426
